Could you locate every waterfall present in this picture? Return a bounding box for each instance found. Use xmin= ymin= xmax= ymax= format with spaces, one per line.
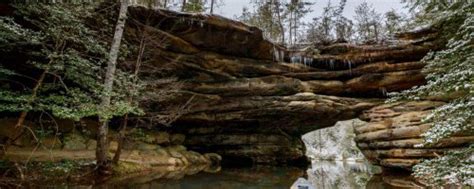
xmin=380 ymin=87 xmax=387 ymax=97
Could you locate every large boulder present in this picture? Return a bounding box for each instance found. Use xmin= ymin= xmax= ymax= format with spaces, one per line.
xmin=302 ymin=119 xmax=367 ymax=161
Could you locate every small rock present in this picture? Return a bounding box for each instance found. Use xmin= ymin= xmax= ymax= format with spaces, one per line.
xmin=152 ymin=132 xmax=170 ymax=144
xmin=136 ymin=142 xmax=158 ymax=151
xmin=170 ymin=134 xmax=185 ymax=145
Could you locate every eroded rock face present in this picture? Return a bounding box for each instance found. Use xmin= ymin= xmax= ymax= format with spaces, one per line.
xmin=124 ymin=6 xmax=436 ymax=165
xmin=355 ymin=101 xmax=474 ymax=169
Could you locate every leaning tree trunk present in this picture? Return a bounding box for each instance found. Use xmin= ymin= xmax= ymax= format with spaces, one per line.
xmin=1 ymin=67 xmax=48 ymax=156
xmin=96 ymin=0 xmax=128 ymax=175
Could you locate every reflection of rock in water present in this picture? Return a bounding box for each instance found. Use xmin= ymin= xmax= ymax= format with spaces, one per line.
xmin=102 ymin=166 xmax=305 ymax=189
xmin=306 ymin=161 xmax=376 ymax=189
xmin=367 ymin=174 xmax=427 ymax=189
xmin=291 ymin=178 xmax=315 ymax=189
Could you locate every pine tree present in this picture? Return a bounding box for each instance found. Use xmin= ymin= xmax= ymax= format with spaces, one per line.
xmin=182 ymin=0 xmax=206 ymax=13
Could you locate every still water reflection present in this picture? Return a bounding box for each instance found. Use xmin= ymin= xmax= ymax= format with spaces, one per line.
xmin=30 ymin=161 xmax=421 ymax=188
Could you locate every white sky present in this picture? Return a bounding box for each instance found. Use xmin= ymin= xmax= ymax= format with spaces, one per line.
xmin=216 ymin=0 xmax=408 ymax=21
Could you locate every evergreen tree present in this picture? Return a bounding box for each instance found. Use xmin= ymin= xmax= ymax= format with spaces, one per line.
xmin=237 ymin=0 xmax=286 ymax=44
xmin=182 ymin=0 xmax=207 ymax=13
xmin=285 ymin=0 xmax=312 ymax=46
xmin=384 ymin=9 xmax=406 ymax=37
xmin=391 ymin=1 xmax=474 ymax=186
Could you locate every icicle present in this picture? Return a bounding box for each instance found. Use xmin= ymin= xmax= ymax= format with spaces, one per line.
xmin=274 ymin=47 xmax=279 ymax=62
xmin=348 ymin=60 xmax=352 ymax=76
xmin=380 ymin=87 xmax=387 ymax=97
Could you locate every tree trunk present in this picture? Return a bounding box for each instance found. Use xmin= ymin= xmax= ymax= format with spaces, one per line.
xmin=112 ymin=25 xmax=146 ymax=164
xmin=15 ymin=64 xmax=49 ymax=129
xmin=112 ymin=113 xmax=128 ymax=164
xmin=181 ymin=0 xmax=187 ymax=11
xmin=1 ymin=68 xmax=48 ymax=156
xmin=210 ymin=0 xmax=214 ymax=14
xmin=275 ymin=1 xmax=285 ymax=44
xmin=293 ymin=12 xmax=297 ymax=45
xmin=289 ymin=12 xmax=293 ymax=46
xmin=96 ymin=0 xmax=128 ymax=174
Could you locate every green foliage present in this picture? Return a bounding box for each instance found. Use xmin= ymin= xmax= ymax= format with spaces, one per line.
xmin=184 ymin=0 xmax=207 ymax=13
xmin=39 ymin=159 xmax=81 ymax=176
xmin=390 ymin=1 xmax=474 ymax=186
xmin=0 ymin=3 xmax=143 ymax=121
xmin=237 ymin=1 xmax=284 ymax=42
xmin=413 ymin=144 xmax=474 ymax=186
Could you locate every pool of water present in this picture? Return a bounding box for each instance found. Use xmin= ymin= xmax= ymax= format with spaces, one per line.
xmin=18 ymin=161 xmax=422 ymax=188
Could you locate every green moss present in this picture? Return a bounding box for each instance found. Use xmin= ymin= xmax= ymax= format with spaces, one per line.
xmin=113 ymin=161 xmax=150 ymax=175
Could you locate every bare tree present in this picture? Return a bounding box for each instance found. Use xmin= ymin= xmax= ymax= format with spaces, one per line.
xmin=96 ymin=0 xmax=128 ymax=174
xmin=354 ymin=2 xmax=382 ymax=43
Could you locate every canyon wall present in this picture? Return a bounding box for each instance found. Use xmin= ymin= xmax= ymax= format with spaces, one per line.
xmin=126 ymin=7 xmax=438 ymax=165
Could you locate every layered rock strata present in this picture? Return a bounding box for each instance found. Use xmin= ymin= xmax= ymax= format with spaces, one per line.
xmin=355 ymin=101 xmax=474 ymax=169
xmin=125 ymin=7 xmax=437 ymax=165
xmin=0 ymin=4 xmax=439 ymax=166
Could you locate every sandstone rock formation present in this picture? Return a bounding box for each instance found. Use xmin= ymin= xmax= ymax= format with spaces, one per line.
xmin=302 ymin=119 xmax=367 ymax=161
xmin=0 ymin=4 xmax=441 ymax=167
xmin=125 ymin=7 xmax=437 ymax=165
xmin=355 ymin=101 xmax=474 ymax=169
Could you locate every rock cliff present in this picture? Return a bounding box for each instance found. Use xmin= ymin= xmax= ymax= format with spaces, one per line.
xmin=0 ymin=3 xmax=443 ymax=167
xmin=355 ymin=101 xmax=474 ymax=169
xmin=125 ymin=7 xmax=437 ymax=165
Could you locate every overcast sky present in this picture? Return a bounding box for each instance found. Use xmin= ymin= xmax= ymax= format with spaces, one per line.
xmin=216 ymin=0 xmax=407 ymax=21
